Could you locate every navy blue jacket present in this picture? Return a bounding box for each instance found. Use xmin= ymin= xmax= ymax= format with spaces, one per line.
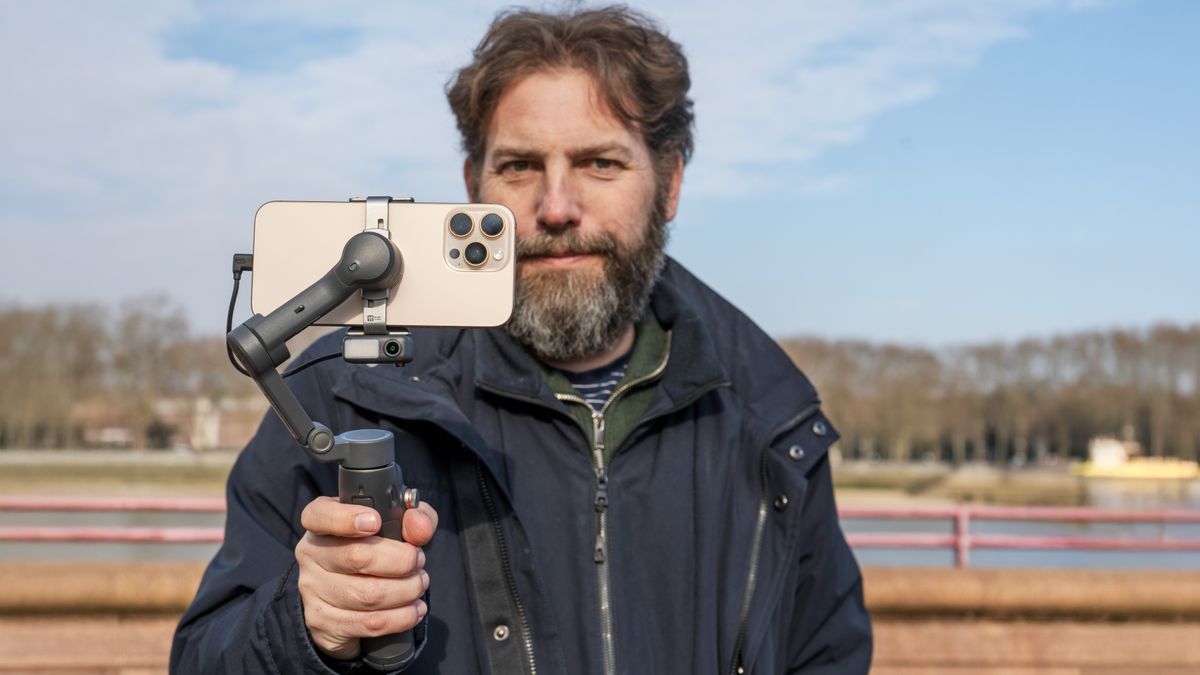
xmin=171 ymin=259 xmax=872 ymax=674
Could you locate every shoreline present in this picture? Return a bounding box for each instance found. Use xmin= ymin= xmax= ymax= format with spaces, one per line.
xmin=1 ymin=450 xmax=1196 ymax=506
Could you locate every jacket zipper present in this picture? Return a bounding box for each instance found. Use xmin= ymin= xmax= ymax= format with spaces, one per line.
xmin=555 ymin=343 xmax=671 ymax=675
xmin=728 ymin=402 xmax=822 ymax=675
xmin=476 ymin=459 xmax=538 ymax=675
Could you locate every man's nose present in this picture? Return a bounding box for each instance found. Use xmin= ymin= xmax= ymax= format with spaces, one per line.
xmin=535 ymin=168 xmax=581 ymax=231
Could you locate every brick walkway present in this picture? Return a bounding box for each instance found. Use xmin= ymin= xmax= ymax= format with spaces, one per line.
xmin=0 ymin=615 xmax=176 ymax=674
xmin=3 ymin=615 xmax=1199 ymax=674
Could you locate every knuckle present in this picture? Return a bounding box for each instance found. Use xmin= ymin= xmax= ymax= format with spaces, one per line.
xmin=343 ymin=545 xmax=372 ymax=573
xmin=361 ymin=611 xmax=390 ymax=634
xmin=295 ymin=533 xmax=314 ymax=557
xmin=354 ymin=580 xmax=386 ymax=609
xmin=297 ymin=572 xmax=315 ymax=598
xmin=303 ymin=599 xmax=333 ymax=632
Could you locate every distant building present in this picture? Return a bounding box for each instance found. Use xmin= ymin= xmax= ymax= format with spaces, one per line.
xmin=154 ymin=396 xmax=266 ymax=450
xmin=70 ymin=396 xmax=266 ymax=451
xmin=1087 ymin=437 xmax=1139 ymax=468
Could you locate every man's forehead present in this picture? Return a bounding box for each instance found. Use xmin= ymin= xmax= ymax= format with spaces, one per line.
xmin=484 ymin=68 xmax=643 ymax=157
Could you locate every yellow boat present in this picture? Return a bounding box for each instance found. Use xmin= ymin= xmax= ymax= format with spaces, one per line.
xmin=1072 ymin=457 xmax=1200 ymax=479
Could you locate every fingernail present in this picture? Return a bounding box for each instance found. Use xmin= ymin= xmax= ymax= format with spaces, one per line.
xmin=416 ymin=599 xmax=428 ymax=617
xmin=417 ymin=550 xmax=426 ymax=568
xmin=421 ymin=570 xmax=430 ymax=589
xmin=354 ymin=513 xmax=378 ymax=533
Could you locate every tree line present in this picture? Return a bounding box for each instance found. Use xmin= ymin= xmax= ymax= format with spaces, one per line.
xmin=2 ymin=298 xmax=1197 ymax=461
xmin=781 ymin=324 xmax=1200 ymax=463
xmin=0 ymin=297 xmax=257 ymax=449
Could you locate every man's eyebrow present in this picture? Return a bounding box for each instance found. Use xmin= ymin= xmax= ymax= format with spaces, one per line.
xmin=489 ymin=146 xmax=538 ymax=162
xmin=489 ymin=143 xmax=636 ymax=163
xmin=571 ymin=143 xmax=634 ymax=161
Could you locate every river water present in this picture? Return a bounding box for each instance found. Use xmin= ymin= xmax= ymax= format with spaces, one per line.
xmin=2 ymin=480 xmax=1199 ymax=568
xmin=847 ymin=478 xmax=1200 ymax=569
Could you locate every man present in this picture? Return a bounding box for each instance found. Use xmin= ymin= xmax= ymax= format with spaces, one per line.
xmin=172 ymin=7 xmax=871 ymax=674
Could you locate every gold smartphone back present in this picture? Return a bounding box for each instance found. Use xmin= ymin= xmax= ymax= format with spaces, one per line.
xmin=250 ymin=200 xmax=515 ymax=327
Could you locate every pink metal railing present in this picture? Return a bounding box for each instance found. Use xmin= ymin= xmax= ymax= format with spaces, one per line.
xmin=839 ymin=505 xmax=1200 ymax=567
xmin=0 ymin=496 xmax=225 ymax=544
xmin=2 ymin=498 xmax=1200 ymax=567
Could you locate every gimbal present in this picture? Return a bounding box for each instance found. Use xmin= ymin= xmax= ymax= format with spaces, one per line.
xmin=227 ymin=196 xmax=422 ymax=671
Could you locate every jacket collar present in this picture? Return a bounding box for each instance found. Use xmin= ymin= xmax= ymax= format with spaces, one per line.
xmin=471 ymin=327 xmax=555 ymax=403
xmin=472 ymin=258 xmax=732 ymax=412
xmin=330 ymin=355 xmax=493 ymax=452
xmin=642 ymin=261 xmax=733 ymax=416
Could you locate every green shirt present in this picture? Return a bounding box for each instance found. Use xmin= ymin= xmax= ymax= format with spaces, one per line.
xmin=541 ymin=313 xmax=671 ymax=467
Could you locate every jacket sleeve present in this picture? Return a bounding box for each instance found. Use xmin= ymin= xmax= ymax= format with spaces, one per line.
xmin=169 ymin=363 xmax=423 ymax=675
xmin=169 ymin=408 xmax=350 ymax=674
xmin=785 ymin=455 xmax=873 ymax=674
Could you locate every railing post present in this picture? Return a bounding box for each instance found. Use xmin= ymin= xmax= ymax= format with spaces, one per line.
xmin=955 ymin=506 xmax=971 ymax=568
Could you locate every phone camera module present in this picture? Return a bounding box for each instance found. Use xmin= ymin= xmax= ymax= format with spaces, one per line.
xmin=480 ymin=213 xmax=504 ymax=237
xmin=449 ymin=213 xmax=473 ymax=237
xmin=464 ymin=242 xmax=488 ymax=267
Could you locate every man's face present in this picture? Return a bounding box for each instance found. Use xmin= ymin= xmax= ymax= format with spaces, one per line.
xmin=469 ymin=69 xmax=682 ymax=362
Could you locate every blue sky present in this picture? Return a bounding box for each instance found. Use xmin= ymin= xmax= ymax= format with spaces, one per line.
xmin=1 ymin=0 xmax=1196 ymax=346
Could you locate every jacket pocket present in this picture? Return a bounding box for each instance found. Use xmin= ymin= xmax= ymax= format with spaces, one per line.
xmin=731 ymin=407 xmax=840 ymax=675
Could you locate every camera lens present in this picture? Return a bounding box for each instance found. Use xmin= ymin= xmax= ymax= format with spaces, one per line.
xmin=383 ymin=339 xmax=401 ymax=357
xmin=480 ymin=213 xmax=504 ymax=237
xmin=464 ymin=242 xmax=488 ymax=266
xmin=449 ymin=213 xmax=473 ymax=237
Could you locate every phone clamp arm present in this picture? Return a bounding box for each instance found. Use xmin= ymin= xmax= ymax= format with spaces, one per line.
xmin=361 ymin=195 xmax=396 ymax=335
xmin=344 ymin=196 xmax=415 ymax=367
xmin=227 ymin=229 xmax=401 ymax=455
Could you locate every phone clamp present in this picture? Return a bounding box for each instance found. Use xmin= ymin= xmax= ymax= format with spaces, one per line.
xmin=359 ymin=195 xmax=406 ymax=335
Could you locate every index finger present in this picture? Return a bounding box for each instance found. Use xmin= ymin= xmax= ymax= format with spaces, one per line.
xmin=301 ymin=496 xmax=381 ymax=537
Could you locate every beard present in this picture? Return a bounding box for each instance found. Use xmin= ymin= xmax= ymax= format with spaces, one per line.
xmin=505 ymin=194 xmax=669 ymax=364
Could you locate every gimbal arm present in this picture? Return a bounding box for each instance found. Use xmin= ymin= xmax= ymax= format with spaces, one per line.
xmin=227 ymin=230 xmax=401 ymax=460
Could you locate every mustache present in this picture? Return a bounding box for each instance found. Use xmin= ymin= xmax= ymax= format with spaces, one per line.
xmin=516 ymin=231 xmax=619 ymax=259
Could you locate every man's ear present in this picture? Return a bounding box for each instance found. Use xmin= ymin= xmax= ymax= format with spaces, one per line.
xmin=662 ymin=154 xmax=684 ymax=222
xmin=463 ymin=158 xmax=478 ymax=201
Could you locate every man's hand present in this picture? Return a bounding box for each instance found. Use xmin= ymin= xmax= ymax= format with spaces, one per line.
xmin=296 ymin=496 xmax=438 ymax=661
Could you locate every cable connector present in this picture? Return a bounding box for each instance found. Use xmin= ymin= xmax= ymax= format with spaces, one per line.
xmin=227 ymin=253 xmax=255 ymax=377
xmin=232 ymin=253 xmax=254 ymax=280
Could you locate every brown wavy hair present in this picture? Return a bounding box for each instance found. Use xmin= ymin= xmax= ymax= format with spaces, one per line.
xmin=446 ymin=6 xmax=694 ymax=195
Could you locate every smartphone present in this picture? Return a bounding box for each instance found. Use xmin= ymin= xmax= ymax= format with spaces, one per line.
xmin=250 ymin=199 xmax=515 ymax=327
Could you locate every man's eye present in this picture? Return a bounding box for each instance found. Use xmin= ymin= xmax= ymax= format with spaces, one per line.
xmin=502 ymin=160 xmax=531 ymax=173
xmin=592 ymin=158 xmax=616 ymax=170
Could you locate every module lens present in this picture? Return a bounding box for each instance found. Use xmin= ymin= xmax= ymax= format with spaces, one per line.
xmin=449 ymin=213 xmax=473 ymax=237
xmin=464 ymin=242 xmax=488 ymax=266
xmin=480 ymin=213 xmax=504 ymax=237
xmin=383 ymin=339 xmax=402 ymax=357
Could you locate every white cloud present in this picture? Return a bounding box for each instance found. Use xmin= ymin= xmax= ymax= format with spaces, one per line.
xmin=652 ymin=0 xmax=1070 ymax=195
xmin=0 ymin=0 xmax=1097 ymax=328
